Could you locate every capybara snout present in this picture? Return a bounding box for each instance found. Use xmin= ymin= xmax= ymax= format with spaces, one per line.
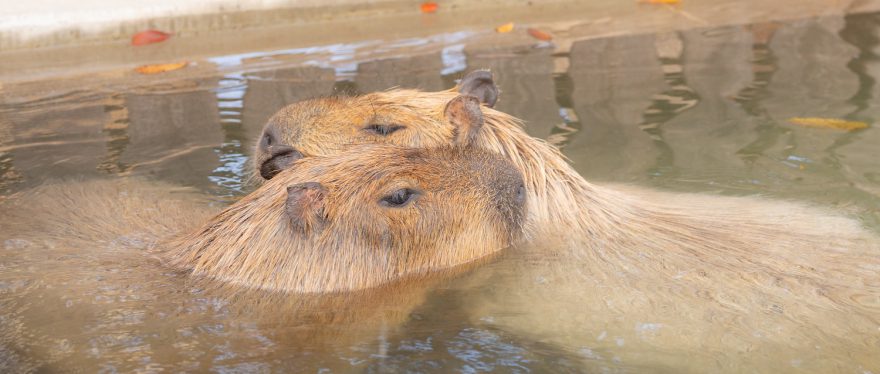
xmin=257 ymin=123 xmax=305 ymax=179
xmin=259 ymin=144 xmax=303 ymax=179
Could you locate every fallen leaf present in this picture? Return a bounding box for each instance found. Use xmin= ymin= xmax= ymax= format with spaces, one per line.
xmin=787 ymin=117 xmax=868 ymax=131
xmin=527 ymin=28 xmax=553 ymax=41
xmin=495 ymin=22 xmax=515 ymax=33
xmin=132 ymin=30 xmax=171 ymax=46
xmin=135 ymin=61 xmax=188 ymax=75
xmin=639 ymin=0 xmax=681 ymax=4
xmin=420 ymin=2 xmax=438 ymax=13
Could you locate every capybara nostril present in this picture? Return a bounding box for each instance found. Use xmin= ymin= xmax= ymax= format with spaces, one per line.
xmin=259 ymin=130 xmax=280 ymax=152
xmin=260 ymin=145 xmax=304 ymax=180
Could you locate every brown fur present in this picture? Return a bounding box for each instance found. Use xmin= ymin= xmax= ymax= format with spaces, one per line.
xmin=252 ymin=71 xmax=880 ymax=299
xmin=254 ymin=85 xmax=616 ymax=234
xmin=0 ymin=175 xmax=516 ymax=371
xmin=250 ymin=73 xmax=880 ymax=370
xmin=167 ymin=144 xmax=525 ymax=293
xmin=0 ymin=144 xmax=524 ymax=295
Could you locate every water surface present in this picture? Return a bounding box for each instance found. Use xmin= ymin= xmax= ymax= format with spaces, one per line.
xmin=2 ymin=12 xmax=880 ymax=373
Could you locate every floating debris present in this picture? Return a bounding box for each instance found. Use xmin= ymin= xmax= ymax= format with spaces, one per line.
xmin=527 ymin=28 xmax=553 ymax=41
xmin=495 ymin=22 xmax=515 ymax=33
xmin=420 ymin=2 xmax=438 ymax=13
xmin=135 ymin=61 xmax=188 ymax=75
xmin=131 ymin=30 xmax=171 ymax=46
xmin=786 ymin=117 xmax=868 ymax=131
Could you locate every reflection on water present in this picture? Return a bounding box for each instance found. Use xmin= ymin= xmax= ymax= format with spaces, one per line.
xmin=96 ymin=94 xmax=131 ymax=174
xmin=2 ymin=12 xmax=880 ymax=373
xmin=210 ymin=74 xmax=249 ymax=196
xmin=0 ymin=117 xmax=21 ymax=194
xmin=639 ymin=31 xmax=700 ymax=179
xmin=733 ymin=23 xmax=782 ymax=164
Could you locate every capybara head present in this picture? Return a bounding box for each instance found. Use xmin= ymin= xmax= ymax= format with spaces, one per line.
xmin=168 ymin=144 xmax=526 ymax=293
xmin=255 ymin=70 xmax=500 ymax=180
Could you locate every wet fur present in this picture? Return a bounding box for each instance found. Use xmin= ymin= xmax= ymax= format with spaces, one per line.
xmin=256 ymin=86 xmax=871 ymax=262
xmin=256 ymin=80 xmax=880 ymax=306
xmin=255 ymin=82 xmax=880 ymax=370
xmin=166 ymin=144 xmax=524 ymax=293
xmin=0 ymin=176 xmax=515 ymax=371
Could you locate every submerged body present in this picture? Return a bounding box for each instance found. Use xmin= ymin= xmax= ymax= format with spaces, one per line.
xmin=0 ymin=179 xmax=513 ymax=372
xmin=253 ymin=71 xmax=880 ymax=371
xmin=0 ymin=144 xmax=527 ymax=371
xmin=7 ymin=144 xmax=525 ymax=294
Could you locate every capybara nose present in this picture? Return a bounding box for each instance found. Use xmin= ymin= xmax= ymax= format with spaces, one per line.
xmin=260 ymin=145 xmax=304 ymax=180
xmin=259 ymin=129 xmax=280 ymax=152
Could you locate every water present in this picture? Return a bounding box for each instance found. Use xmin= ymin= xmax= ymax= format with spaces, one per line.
xmin=2 ymin=12 xmax=880 ymax=373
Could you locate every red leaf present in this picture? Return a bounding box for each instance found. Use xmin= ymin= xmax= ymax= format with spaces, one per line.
xmin=527 ymin=28 xmax=553 ymax=41
xmin=132 ymin=30 xmax=171 ymax=46
xmin=420 ymin=2 xmax=438 ymax=13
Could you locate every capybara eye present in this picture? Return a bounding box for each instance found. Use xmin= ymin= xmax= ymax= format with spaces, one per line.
xmin=363 ymin=124 xmax=405 ymax=136
xmin=379 ymin=188 xmax=419 ymax=207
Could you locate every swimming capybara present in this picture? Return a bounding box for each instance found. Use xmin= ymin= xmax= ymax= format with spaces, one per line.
xmin=252 ymin=71 xmax=878 ymax=248
xmin=1 ymin=142 xmax=524 ymax=295
xmin=248 ymin=69 xmax=880 ymax=290
xmin=253 ymin=71 xmax=604 ymax=234
xmin=0 ymin=143 xmax=527 ymax=371
xmin=166 ymin=143 xmax=526 ymax=293
xmin=250 ymin=70 xmax=880 ymax=371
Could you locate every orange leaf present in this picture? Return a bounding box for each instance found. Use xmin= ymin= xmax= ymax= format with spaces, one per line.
xmin=135 ymin=61 xmax=188 ymax=75
xmin=639 ymin=0 xmax=681 ymax=4
xmin=131 ymin=30 xmax=171 ymax=46
xmin=420 ymin=2 xmax=438 ymax=13
xmin=527 ymin=28 xmax=553 ymax=41
xmin=495 ymin=22 xmax=515 ymax=33
xmin=786 ymin=117 xmax=868 ymax=131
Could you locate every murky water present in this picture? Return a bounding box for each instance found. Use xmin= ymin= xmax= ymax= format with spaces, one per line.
xmin=2 ymin=12 xmax=880 ymax=373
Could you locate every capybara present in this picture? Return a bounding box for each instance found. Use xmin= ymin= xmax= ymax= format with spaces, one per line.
xmin=251 ymin=70 xmax=880 ymax=371
xmin=166 ymin=143 xmax=526 ymax=293
xmin=0 ymin=143 xmax=527 ymax=371
xmin=251 ymin=71 xmax=878 ymax=269
xmin=0 ymin=142 xmax=526 ymax=295
xmin=253 ymin=70 xmax=622 ymax=235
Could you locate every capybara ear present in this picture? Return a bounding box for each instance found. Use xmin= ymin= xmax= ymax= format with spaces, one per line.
xmin=458 ymin=70 xmax=499 ymax=107
xmin=285 ymin=182 xmax=327 ymax=233
xmin=444 ymin=95 xmax=485 ymax=146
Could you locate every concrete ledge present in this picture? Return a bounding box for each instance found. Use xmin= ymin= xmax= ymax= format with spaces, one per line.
xmin=2 ymin=0 xmax=880 ymax=86
xmin=1 ymin=0 xmax=539 ymax=50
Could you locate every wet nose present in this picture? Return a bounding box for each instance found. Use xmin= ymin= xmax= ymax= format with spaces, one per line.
xmin=260 ymin=145 xmax=304 ymax=180
xmin=260 ymin=129 xmax=281 ymax=152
